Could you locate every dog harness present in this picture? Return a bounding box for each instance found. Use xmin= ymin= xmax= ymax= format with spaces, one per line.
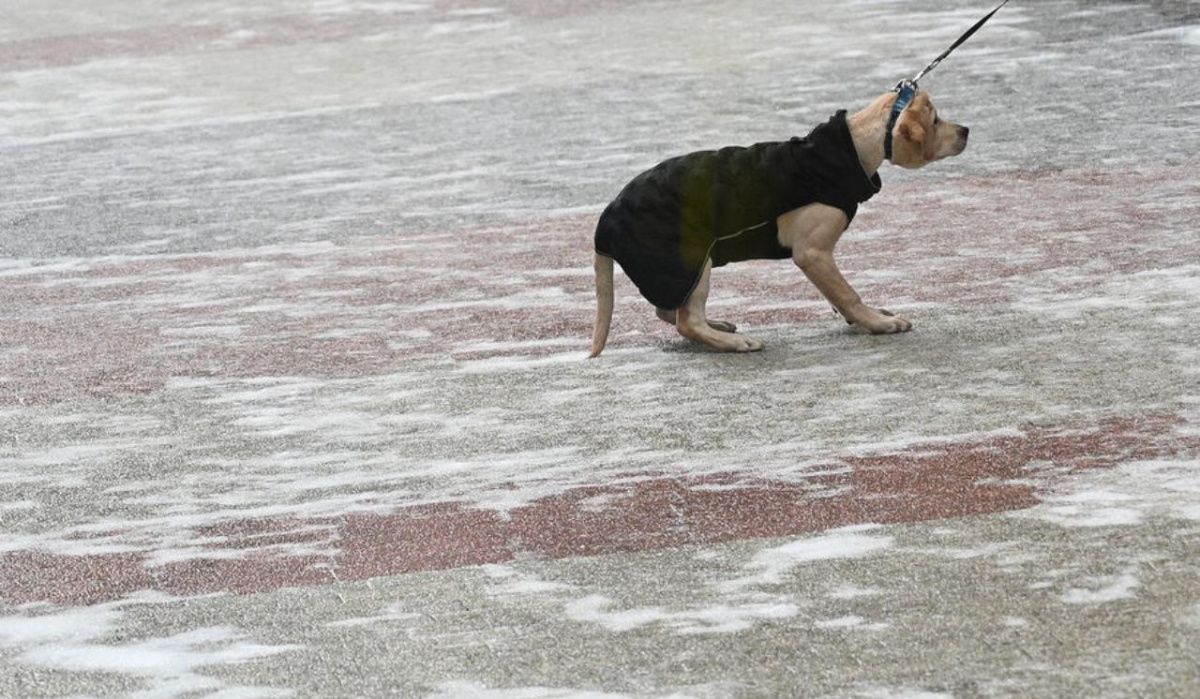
xmin=594 ymin=110 xmax=881 ymax=310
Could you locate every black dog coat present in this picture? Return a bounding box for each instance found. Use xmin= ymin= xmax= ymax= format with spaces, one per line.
xmin=594 ymin=110 xmax=881 ymax=310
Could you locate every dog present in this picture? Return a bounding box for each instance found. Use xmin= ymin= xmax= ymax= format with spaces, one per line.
xmin=589 ymin=89 xmax=968 ymax=356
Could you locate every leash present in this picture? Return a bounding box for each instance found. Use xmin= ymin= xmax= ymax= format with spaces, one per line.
xmin=884 ymin=0 xmax=1011 ymax=160
xmin=911 ymin=0 xmax=1011 ymax=84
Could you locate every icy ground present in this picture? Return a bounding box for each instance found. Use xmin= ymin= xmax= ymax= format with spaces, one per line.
xmin=1 ymin=0 xmax=1199 ymax=697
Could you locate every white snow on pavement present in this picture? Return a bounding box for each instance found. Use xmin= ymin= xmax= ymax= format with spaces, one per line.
xmin=0 ymin=600 xmax=300 ymax=698
xmin=1061 ymin=569 xmax=1142 ymax=605
xmin=721 ymin=526 xmax=895 ymax=592
xmin=563 ymin=594 xmax=799 ymax=635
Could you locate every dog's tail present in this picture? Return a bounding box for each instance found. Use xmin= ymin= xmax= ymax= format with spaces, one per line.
xmin=589 ymin=253 xmax=614 ymax=358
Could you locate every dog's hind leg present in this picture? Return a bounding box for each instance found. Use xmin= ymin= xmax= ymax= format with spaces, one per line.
xmin=674 ymin=261 xmax=763 ymax=352
xmin=655 ymin=307 xmax=737 ymax=333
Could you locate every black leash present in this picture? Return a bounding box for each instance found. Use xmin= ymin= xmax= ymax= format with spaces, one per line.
xmin=884 ymin=0 xmax=1011 ymax=161
xmin=911 ymin=0 xmax=1011 ymax=84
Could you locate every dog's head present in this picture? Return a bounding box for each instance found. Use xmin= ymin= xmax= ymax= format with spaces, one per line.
xmin=890 ymin=91 xmax=968 ymax=169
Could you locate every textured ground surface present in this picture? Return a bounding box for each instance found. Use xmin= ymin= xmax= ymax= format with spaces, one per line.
xmin=2 ymin=0 xmax=1199 ymax=697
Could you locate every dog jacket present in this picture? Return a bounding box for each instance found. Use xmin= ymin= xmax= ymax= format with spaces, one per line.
xmin=594 ymin=110 xmax=881 ymax=310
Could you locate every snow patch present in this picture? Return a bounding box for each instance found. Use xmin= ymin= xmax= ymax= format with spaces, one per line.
xmin=481 ymin=565 xmax=574 ymax=596
xmin=1019 ymin=458 xmax=1200 ymax=528
xmin=0 ymin=602 xmax=299 ymax=698
xmin=310 ymin=1 xmax=430 ymax=16
xmin=0 ymin=499 xmax=39 ymax=513
xmin=563 ymin=594 xmax=798 ymax=635
xmin=1186 ymin=604 xmax=1200 ymax=628
xmin=1133 ymin=25 xmax=1200 ymax=46
xmin=430 ymin=682 xmax=637 ymax=699
xmin=1029 ymin=489 xmax=1144 ymax=528
xmin=455 ymin=351 xmax=588 ymax=374
xmin=826 ymin=584 xmax=883 ymax=600
xmin=858 ymin=690 xmax=955 ymax=699
xmin=326 ymin=605 xmax=420 ymax=628
xmin=1062 ymin=570 xmax=1141 ymax=604
xmin=721 ymin=526 xmax=894 ymax=592
xmin=814 ymin=615 xmax=888 ymax=631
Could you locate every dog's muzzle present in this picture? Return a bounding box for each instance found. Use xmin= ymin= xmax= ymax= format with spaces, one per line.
xmin=954 ymin=126 xmax=970 ymax=154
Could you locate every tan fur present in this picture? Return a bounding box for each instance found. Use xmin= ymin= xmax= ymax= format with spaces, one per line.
xmin=891 ymin=92 xmax=969 ymax=168
xmin=589 ymin=253 xmax=614 ymax=358
xmin=589 ymin=90 xmax=967 ymax=355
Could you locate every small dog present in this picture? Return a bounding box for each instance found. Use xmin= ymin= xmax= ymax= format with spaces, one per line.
xmin=589 ymin=89 xmax=968 ymax=356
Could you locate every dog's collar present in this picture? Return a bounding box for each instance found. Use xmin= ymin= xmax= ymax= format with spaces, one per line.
xmin=884 ymin=79 xmax=918 ymax=162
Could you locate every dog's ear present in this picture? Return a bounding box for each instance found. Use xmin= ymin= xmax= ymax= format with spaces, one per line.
xmin=891 ymin=93 xmax=934 ymax=168
xmin=896 ymin=93 xmax=929 ymax=147
xmin=897 ymin=117 xmax=925 ymax=148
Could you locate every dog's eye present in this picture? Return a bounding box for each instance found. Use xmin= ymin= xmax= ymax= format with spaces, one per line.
xmin=934 ymin=116 xmax=941 ymax=125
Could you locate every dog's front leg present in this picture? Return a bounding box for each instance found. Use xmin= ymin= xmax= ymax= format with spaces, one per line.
xmin=794 ymin=248 xmax=910 ymax=334
xmin=779 ymin=206 xmax=910 ymax=335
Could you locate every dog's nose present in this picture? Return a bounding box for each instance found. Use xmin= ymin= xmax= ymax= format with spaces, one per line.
xmin=959 ymin=126 xmax=970 ymax=140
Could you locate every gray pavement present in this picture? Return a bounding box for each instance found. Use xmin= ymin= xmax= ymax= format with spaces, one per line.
xmin=1 ymin=0 xmax=1199 ymax=697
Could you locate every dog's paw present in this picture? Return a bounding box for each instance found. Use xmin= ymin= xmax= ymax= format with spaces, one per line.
xmin=734 ymin=334 xmax=765 ymax=352
xmin=856 ymin=308 xmax=912 ymax=334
